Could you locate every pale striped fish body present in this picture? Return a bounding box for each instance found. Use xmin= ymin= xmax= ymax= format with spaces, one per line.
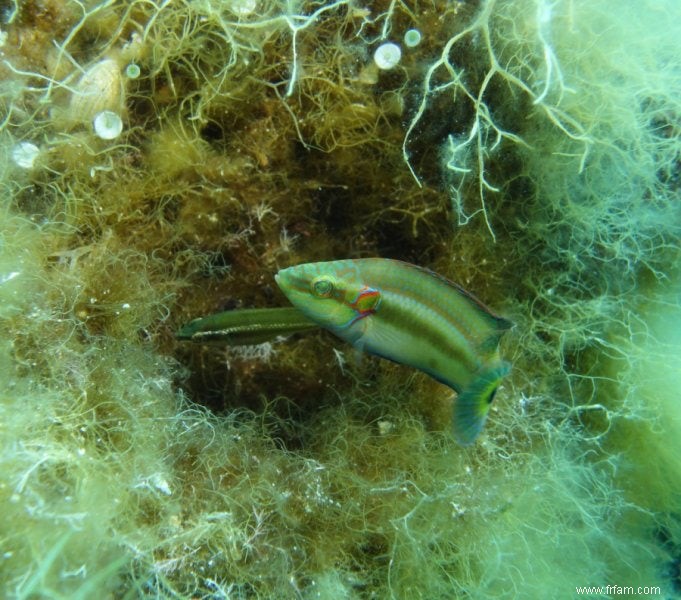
xmin=275 ymin=258 xmax=513 ymax=445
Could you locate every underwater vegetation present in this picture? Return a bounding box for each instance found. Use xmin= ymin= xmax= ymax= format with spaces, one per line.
xmin=0 ymin=0 xmax=679 ymax=598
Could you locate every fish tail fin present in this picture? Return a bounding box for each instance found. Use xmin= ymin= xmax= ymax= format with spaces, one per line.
xmin=452 ymin=361 xmax=511 ymax=446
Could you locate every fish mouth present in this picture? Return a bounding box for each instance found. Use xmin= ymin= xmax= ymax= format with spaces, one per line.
xmin=275 ymin=266 xmax=305 ymax=290
xmin=274 ymin=267 xmax=298 ymax=299
xmin=274 ymin=268 xmax=290 ymax=290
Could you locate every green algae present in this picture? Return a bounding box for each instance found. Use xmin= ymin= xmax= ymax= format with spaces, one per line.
xmin=0 ymin=0 xmax=680 ymax=597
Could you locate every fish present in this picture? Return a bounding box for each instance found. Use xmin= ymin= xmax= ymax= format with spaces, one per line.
xmin=176 ymin=307 xmax=318 ymax=345
xmin=275 ymin=258 xmax=513 ymax=445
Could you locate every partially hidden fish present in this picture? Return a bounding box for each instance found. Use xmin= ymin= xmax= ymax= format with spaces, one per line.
xmin=176 ymin=307 xmax=318 ymax=345
xmin=275 ymin=258 xmax=513 ymax=445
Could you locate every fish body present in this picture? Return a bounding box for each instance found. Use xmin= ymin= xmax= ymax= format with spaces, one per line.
xmin=176 ymin=307 xmax=318 ymax=345
xmin=275 ymin=258 xmax=512 ymax=445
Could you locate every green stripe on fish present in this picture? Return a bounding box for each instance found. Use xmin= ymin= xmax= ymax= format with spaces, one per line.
xmin=275 ymin=258 xmax=512 ymax=446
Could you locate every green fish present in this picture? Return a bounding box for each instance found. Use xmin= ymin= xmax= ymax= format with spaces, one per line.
xmin=176 ymin=307 xmax=318 ymax=345
xmin=275 ymin=258 xmax=513 ymax=445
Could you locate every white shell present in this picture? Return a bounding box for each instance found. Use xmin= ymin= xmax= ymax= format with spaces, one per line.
xmin=11 ymin=142 xmax=40 ymax=169
xmin=374 ymin=43 xmax=402 ymax=70
xmin=93 ymin=111 xmax=123 ymax=140
xmin=69 ymin=59 xmax=124 ymax=124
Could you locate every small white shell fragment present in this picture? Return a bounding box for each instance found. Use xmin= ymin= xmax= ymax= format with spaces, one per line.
xmin=70 ymin=59 xmax=124 ymax=123
xmin=373 ymin=42 xmax=402 ymax=70
xmin=93 ymin=110 xmax=123 ymax=140
xmin=404 ymin=29 xmax=422 ymax=48
xmin=11 ymin=142 xmax=40 ymax=168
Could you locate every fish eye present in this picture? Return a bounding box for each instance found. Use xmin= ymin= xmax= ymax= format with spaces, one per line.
xmin=311 ymin=276 xmax=334 ymax=298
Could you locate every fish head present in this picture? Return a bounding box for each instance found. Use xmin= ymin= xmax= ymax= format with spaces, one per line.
xmin=275 ymin=260 xmax=380 ymax=335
